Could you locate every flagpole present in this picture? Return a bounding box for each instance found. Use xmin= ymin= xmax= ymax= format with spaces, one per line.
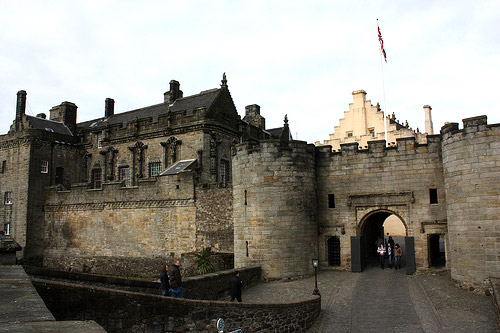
xmin=377 ymin=19 xmax=389 ymax=147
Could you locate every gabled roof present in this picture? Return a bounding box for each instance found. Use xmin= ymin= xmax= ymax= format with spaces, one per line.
xmin=78 ymin=88 xmax=221 ymax=131
xmin=26 ymin=115 xmax=73 ymax=136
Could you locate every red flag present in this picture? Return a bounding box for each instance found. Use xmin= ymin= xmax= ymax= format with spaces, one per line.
xmin=378 ymin=22 xmax=387 ymax=62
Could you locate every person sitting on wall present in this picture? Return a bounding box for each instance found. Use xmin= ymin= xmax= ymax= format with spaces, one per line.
xmin=169 ymin=259 xmax=183 ymax=298
xmin=230 ymin=271 xmax=243 ymax=302
xmin=159 ymin=264 xmax=170 ymax=296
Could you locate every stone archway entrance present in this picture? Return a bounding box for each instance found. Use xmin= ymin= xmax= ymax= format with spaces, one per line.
xmin=360 ymin=210 xmax=407 ymax=261
xmin=352 ymin=209 xmax=414 ymax=273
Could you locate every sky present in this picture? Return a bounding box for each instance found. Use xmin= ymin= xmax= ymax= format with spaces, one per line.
xmin=1 ymin=1 xmax=499 ymax=144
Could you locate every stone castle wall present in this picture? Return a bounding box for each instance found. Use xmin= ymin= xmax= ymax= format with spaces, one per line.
xmin=0 ymin=136 xmax=31 ymax=257
xmin=232 ymin=140 xmax=317 ymax=279
xmin=441 ymin=116 xmax=500 ymax=286
xmin=195 ymin=184 xmax=233 ymax=252
xmin=42 ymin=171 xmax=198 ymax=276
xmin=315 ymin=136 xmax=447 ymax=269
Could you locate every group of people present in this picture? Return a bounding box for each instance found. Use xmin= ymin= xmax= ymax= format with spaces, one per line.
xmin=376 ymin=236 xmax=402 ymax=269
xmin=159 ymin=260 xmax=244 ymax=302
xmin=159 ymin=259 xmax=183 ymax=298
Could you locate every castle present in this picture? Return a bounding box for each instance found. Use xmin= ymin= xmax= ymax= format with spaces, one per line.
xmin=1 ymin=75 xmax=499 ymax=288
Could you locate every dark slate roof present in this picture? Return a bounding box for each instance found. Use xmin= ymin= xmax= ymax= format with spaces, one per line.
xmin=266 ymin=127 xmax=293 ymax=140
xmin=78 ymin=88 xmax=221 ymax=131
xmin=26 ymin=115 xmax=73 ymax=136
xmin=159 ymin=159 xmax=197 ymax=176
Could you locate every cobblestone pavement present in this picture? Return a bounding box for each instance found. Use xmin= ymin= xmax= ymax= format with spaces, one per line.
xmin=242 ymin=262 xmax=499 ymax=332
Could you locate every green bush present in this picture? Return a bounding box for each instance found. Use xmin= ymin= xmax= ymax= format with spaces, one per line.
xmin=193 ymin=247 xmax=216 ymax=274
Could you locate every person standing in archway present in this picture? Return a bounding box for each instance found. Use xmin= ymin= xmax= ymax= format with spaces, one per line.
xmin=387 ymin=243 xmax=393 ymax=268
xmin=387 ymin=236 xmax=395 ymax=268
xmin=395 ymin=243 xmax=402 ymax=269
xmin=377 ymin=243 xmax=386 ymax=269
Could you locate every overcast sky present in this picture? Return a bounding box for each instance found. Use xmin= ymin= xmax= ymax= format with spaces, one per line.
xmin=1 ymin=1 xmax=499 ymax=144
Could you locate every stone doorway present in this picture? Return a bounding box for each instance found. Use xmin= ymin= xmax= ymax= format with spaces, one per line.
xmin=428 ymin=234 xmax=446 ymax=267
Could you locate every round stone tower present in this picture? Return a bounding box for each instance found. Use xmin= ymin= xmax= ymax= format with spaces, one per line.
xmin=441 ymin=116 xmax=500 ymax=287
xmin=232 ymin=139 xmax=317 ymax=280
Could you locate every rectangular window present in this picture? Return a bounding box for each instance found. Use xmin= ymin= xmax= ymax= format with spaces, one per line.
xmin=41 ymin=160 xmax=49 ymax=174
xmin=429 ymin=188 xmax=438 ymax=204
xmin=91 ymin=169 xmax=102 ymax=189
xmin=97 ymin=133 xmax=103 ymax=149
xmin=148 ymin=162 xmax=162 ymax=178
xmin=220 ymin=159 xmax=229 ymax=187
xmin=369 ymin=128 xmax=375 ymax=137
xmin=328 ymin=194 xmax=335 ymax=208
xmin=55 ymin=167 xmax=64 ymax=184
xmin=119 ymin=166 xmax=130 ymax=186
xmin=4 ymin=192 xmax=12 ymax=205
xmin=3 ymin=223 xmax=10 ymax=235
xmin=346 ymin=132 xmax=353 ymax=138
xmin=1 ymin=160 xmax=6 ymax=174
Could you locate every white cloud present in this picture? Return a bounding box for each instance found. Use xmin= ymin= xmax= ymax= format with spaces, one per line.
xmin=1 ymin=1 xmax=499 ymax=143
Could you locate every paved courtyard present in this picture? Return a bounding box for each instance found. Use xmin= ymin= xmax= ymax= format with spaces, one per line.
xmin=242 ymin=262 xmax=499 ymax=332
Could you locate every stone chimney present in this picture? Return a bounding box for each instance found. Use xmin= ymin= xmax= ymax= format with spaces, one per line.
xmin=50 ymin=101 xmax=78 ymax=135
xmin=423 ymin=105 xmax=434 ymax=135
xmin=36 ymin=113 xmax=46 ymax=119
xmin=243 ymin=104 xmax=266 ymax=129
xmin=105 ymin=98 xmax=115 ymax=118
xmin=164 ymin=80 xmax=183 ymax=104
xmin=352 ymin=90 xmax=368 ymax=136
xmin=15 ymin=90 xmax=27 ymax=131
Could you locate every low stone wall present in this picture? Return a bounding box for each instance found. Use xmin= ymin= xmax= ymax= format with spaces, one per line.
xmin=41 ymin=252 xmax=234 ymax=279
xmin=31 ymin=277 xmax=320 ymax=332
xmin=25 ymin=265 xmax=261 ymax=300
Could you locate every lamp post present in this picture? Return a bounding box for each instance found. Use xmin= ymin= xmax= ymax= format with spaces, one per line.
xmin=312 ymin=255 xmax=320 ymax=296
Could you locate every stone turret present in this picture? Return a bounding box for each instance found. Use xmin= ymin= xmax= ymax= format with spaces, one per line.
xmin=441 ymin=115 xmax=500 ymax=287
xmin=232 ymin=140 xmax=317 ymax=280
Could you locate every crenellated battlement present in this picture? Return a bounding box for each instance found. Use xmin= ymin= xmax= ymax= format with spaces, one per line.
xmin=316 ymin=135 xmax=443 ymax=161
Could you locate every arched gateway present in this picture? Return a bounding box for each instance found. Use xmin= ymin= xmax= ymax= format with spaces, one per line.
xmin=351 ymin=208 xmax=415 ymax=274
